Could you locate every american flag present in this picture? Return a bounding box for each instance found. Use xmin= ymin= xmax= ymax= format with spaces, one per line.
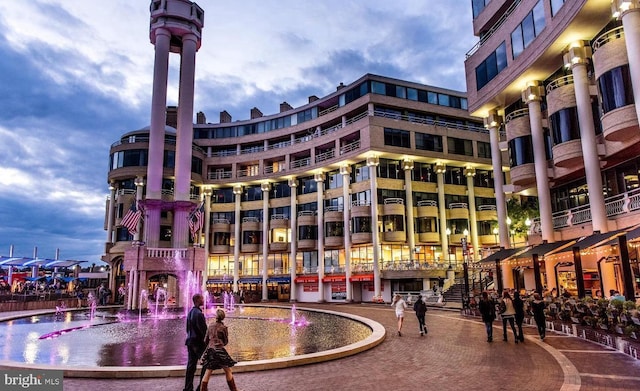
xmin=188 ymin=202 xmax=205 ymax=240
xmin=121 ymin=201 xmax=142 ymax=234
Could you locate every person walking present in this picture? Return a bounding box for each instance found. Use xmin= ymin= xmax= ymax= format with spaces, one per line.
xmin=199 ymin=309 xmax=240 ymax=391
xmin=391 ymin=294 xmax=408 ymax=336
xmin=500 ymin=291 xmax=518 ymax=343
xmin=413 ymin=295 xmax=428 ymax=336
xmin=184 ymin=293 xmax=207 ymax=391
xmin=530 ymin=292 xmax=547 ymax=340
xmin=478 ymin=291 xmax=496 ymax=342
xmin=513 ymin=291 xmax=525 ymax=343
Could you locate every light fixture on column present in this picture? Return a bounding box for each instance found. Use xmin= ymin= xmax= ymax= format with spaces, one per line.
xmin=445 ymin=227 xmax=452 ymax=268
xmin=612 ymin=0 xmax=638 ymax=19
xmin=435 ymin=162 xmax=446 ymax=174
xmin=521 ymin=82 xmax=545 ymax=104
xmin=493 ymin=227 xmax=499 ymax=246
xmin=483 ymin=109 xmax=503 ymax=129
xmin=562 ymin=41 xmax=592 ymax=69
xmin=402 ymin=159 xmax=414 ymax=171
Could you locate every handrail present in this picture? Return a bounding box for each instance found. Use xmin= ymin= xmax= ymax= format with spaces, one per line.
xmin=340 ymin=140 xmax=361 ymax=155
xmin=298 ymin=210 xmax=316 ymax=217
xmin=384 ymin=198 xmax=404 ymax=205
xmin=546 ymin=75 xmax=574 ymax=94
xmin=212 ymin=219 xmax=230 ymax=224
xmin=242 ymin=217 xmax=260 ymax=223
xmin=270 ymin=214 xmax=288 ymax=220
xmin=592 ymin=26 xmax=625 ymax=52
xmin=504 ymin=108 xmax=529 ymax=123
xmin=324 ymin=205 xmax=343 ymax=212
xmin=208 ymin=171 xmax=232 ymax=180
xmin=315 ymin=149 xmax=335 ymax=163
xmin=417 ymin=200 xmax=437 ymax=207
xmin=449 ymin=202 xmax=468 ymax=209
xmin=477 ymin=204 xmax=497 ymax=211
xmin=352 ymin=200 xmax=371 ymax=207
xmin=372 ymin=110 xmax=486 ymax=133
xmin=290 ymin=157 xmax=311 ymax=169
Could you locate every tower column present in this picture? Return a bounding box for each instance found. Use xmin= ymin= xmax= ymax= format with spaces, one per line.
xmin=106 ymin=184 xmax=116 ymax=244
xmin=203 ymin=188 xmax=212 ymax=288
xmin=403 ymin=160 xmax=416 ymax=258
xmin=315 ymin=174 xmax=325 ymax=302
xmin=134 ymin=177 xmax=145 ymax=242
xmin=523 ymin=83 xmax=554 ymax=243
xmin=144 ymin=27 xmax=171 ymax=247
xmin=485 ymin=111 xmax=509 ymax=249
xmin=564 ymin=43 xmax=608 ymax=233
xmin=341 ymin=166 xmax=353 ymax=302
xmin=261 ymin=183 xmax=270 ymax=301
xmin=233 ymin=186 xmax=243 ymax=293
xmin=288 ymin=179 xmax=298 ymax=302
xmin=367 ymin=157 xmax=381 ymax=299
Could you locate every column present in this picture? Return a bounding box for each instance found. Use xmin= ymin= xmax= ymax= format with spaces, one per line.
xmin=203 ymin=188 xmax=212 ymax=288
xmin=261 ymin=183 xmax=270 ymax=301
xmin=288 ymin=179 xmax=298 ymax=302
xmin=522 ymin=83 xmax=554 ymax=243
xmin=173 ymin=33 xmax=199 ymax=248
xmin=367 ymin=157 xmax=381 ymax=298
xmin=340 ymin=166 xmax=353 ymax=302
xmin=465 ymin=168 xmax=480 ymax=262
xmin=106 ymin=184 xmax=116 ymax=244
xmin=614 ymin=1 xmax=640 ymax=123
xmin=484 ymin=111 xmax=509 ymax=249
xmin=233 ymin=186 xmax=243 ymax=293
xmin=145 ymin=28 xmax=171 ymax=247
xmin=315 ymin=173 xmax=325 ymax=302
xmin=403 ymin=160 xmax=416 ymax=258
xmin=134 ymin=177 xmax=145 ymax=241
xmin=563 ymin=42 xmax=608 ymax=233
xmin=435 ymin=163 xmax=449 ymax=262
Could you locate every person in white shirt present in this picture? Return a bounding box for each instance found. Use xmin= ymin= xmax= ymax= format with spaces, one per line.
xmin=391 ymin=294 xmax=408 ymax=336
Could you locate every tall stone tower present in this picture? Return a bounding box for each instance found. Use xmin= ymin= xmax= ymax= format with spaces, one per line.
xmin=146 ymin=0 xmax=204 ymax=248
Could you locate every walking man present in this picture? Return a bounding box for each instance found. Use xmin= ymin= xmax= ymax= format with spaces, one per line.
xmin=184 ymin=293 xmax=207 ymax=391
xmin=413 ymin=295 xmax=428 ymax=336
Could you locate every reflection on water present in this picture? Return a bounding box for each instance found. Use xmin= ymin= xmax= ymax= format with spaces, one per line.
xmin=0 ymin=307 xmax=371 ymax=367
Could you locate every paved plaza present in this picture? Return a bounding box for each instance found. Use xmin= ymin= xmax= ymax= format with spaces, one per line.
xmin=55 ymin=303 xmax=640 ymax=391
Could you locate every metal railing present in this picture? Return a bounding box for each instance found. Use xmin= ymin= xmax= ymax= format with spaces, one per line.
xmin=290 ymin=157 xmax=311 ymax=169
xmin=340 ymin=140 xmax=361 ymax=155
xmin=372 ymin=110 xmax=486 ymax=133
xmin=546 ymin=75 xmax=574 ymax=94
xmin=592 ymin=26 xmax=625 ymax=52
xmin=208 ymin=171 xmax=233 ymax=180
xmin=384 ymin=198 xmax=404 ymax=205
xmin=504 ymin=108 xmax=529 ymax=123
xmin=315 ymin=149 xmax=335 ymax=163
xmin=417 ymin=200 xmax=437 ymax=207
xmin=465 ymin=0 xmax=522 ymax=58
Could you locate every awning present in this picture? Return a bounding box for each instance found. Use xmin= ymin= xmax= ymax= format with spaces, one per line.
xmin=513 ymin=239 xmax=576 ymax=259
xmin=238 ymin=277 xmax=263 ymax=284
xmin=322 ymin=275 xmax=346 ymax=283
xmin=0 ymin=257 xmax=86 ymax=268
xmin=294 ymin=275 xmax=318 ymax=283
xmin=349 ymin=273 xmax=374 ymax=282
xmin=478 ymin=247 xmax=523 ymax=266
xmin=572 ymin=229 xmax=627 ymax=251
xmin=266 ymin=277 xmax=291 ymax=283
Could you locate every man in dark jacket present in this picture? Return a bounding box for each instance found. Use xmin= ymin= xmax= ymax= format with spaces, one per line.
xmin=478 ymin=291 xmax=496 ymax=342
xmin=184 ymin=293 xmax=207 ymax=391
xmin=413 ymin=295 xmax=428 ymax=336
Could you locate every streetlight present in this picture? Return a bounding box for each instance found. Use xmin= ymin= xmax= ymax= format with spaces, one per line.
xmin=525 ymin=217 xmax=532 ymax=244
xmin=493 ymin=227 xmax=499 ymax=247
xmin=506 ymin=217 xmax=515 ymax=248
xmin=445 ymin=228 xmax=452 ymax=268
xmin=462 ymin=229 xmax=470 ymax=296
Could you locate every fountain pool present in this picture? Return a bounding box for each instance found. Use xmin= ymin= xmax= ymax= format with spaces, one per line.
xmin=0 ymin=305 xmax=384 ymax=377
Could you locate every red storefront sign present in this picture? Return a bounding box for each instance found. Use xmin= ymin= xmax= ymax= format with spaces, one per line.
xmin=295 ymin=276 xmax=318 ymax=283
xmin=322 ymin=275 xmax=346 ymax=283
xmin=349 ymin=274 xmax=374 ymax=282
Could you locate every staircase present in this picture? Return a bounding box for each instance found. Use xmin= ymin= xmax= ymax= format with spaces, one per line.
xmin=442 ymin=281 xmax=465 ymax=304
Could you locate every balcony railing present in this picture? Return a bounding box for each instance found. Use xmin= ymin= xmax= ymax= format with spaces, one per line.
xmin=593 ymin=26 xmax=625 ymax=52
xmin=352 ymin=200 xmax=371 ymax=207
xmin=212 ymin=219 xmax=230 ymax=224
xmin=270 ymin=214 xmax=288 ymax=220
xmin=340 ymin=140 xmax=361 ymax=155
xmin=372 ymin=110 xmax=486 ymax=133
xmin=546 ymin=75 xmax=574 ymax=94
xmin=504 ymin=108 xmax=529 ymax=123
xmin=208 ymin=171 xmax=233 ymax=180
xmin=315 ymin=149 xmax=335 ymax=163
xmin=290 ymin=157 xmax=311 ymax=169
xmin=242 ymin=217 xmax=260 ymax=223
xmin=384 ymin=198 xmax=404 ymax=205
xmin=449 ymin=202 xmax=468 ymax=209
xmin=417 ymin=200 xmax=437 ymax=207
xmin=324 ymin=205 xmax=343 ymax=212
xmin=465 ymin=0 xmax=523 ymax=58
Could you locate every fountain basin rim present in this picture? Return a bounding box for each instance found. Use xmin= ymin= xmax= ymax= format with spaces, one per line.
xmin=0 ymin=304 xmax=386 ymax=378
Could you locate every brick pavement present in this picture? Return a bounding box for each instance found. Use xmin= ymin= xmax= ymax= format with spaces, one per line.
xmin=24 ymin=304 xmax=640 ymax=390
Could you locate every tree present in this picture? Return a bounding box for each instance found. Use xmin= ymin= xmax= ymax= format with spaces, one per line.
xmin=506 ymin=197 xmax=539 ymax=238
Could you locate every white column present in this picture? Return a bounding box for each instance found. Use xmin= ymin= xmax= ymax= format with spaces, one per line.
xmin=564 ymin=43 xmax=608 ymax=233
xmin=523 ymin=83 xmax=554 ymax=243
xmin=403 ymin=160 xmax=416 ymax=257
xmin=435 ymin=163 xmax=449 ymax=261
xmin=261 ymin=183 xmax=270 ymax=301
xmin=465 ymin=168 xmax=480 ymax=262
xmin=367 ymin=157 xmax=381 ymax=298
xmin=617 ymin=3 xmax=640 ymax=124
xmin=484 ymin=112 xmax=509 ymax=249
xmin=288 ymin=179 xmax=298 ymax=302
xmin=341 ymin=166 xmax=353 ymax=302
xmin=106 ymin=184 xmax=116 ymax=243
xmin=173 ymin=33 xmax=198 ymax=248
xmin=315 ymin=173 xmax=325 ymax=302
xmin=233 ymin=186 xmax=243 ymax=293
xmin=203 ymin=188 xmax=212 ymax=288
xmin=134 ymin=177 xmax=145 ymax=241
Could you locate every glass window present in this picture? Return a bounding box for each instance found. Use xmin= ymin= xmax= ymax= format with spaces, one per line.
xmin=371 ymin=81 xmax=386 ymax=94
xmin=447 ymin=137 xmax=473 ymax=156
xmin=427 ymin=91 xmax=438 ymax=105
xmin=522 ymin=13 xmax=535 ymax=48
xmin=511 ymin=27 xmax=524 ymax=59
xmin=551 ymin=0 xmax=565 ymax=16
xmin=508 ymin=136 xmax=535 ymax=167
xmin=384 ymin=128 xmax=410 ymax=148
xmin=415 ymin=133 xmax=443 ymax=152
xmin=396 ymin=86 xmax=407 ymax=99
xmin=477 ymin=141 xmax=492 ymax=158
xmin=598 ymin=65 xmax=635 ymax=113
xmin=437 ymin=94 xmax=450 ymax=107
xmin=550 ymin=107 xmax=581 ymax=144
xmin=476 ymin=42 xmax=507 ymax=90
xmin=533 ymin=1 xmax=545 ymax=33
xmin=407 ymin=88 xmax=418 ymax=101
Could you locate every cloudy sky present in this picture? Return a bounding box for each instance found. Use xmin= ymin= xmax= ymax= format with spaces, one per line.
xmin=0 ymin=0 xmax=476 ymax=264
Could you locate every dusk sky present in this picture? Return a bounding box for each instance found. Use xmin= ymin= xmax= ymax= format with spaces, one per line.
xmin=0 ymin=1 xmax=477 ymax=264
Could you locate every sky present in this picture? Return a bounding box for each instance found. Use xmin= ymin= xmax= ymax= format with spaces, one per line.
xmin=0 ymin=0 xmax=477 ymax=265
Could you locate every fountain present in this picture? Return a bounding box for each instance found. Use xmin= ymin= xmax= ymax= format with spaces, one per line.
xmin=138 ymin=289 xmax=147 ymax=322
xmin=0 ymin=305 xmax=383 ymax=376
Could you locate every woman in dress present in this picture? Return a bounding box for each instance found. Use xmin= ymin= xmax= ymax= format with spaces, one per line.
xmin=199 ymin=309 xmax=240 ymax=391
xmin=391 ymin=293 xmax=408 ymax=336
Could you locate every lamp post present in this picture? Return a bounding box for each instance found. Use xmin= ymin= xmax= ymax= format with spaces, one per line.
xmin=493 ymin=226 xmax=499 ymax=247
xmin=446 ymin=228 xmax=452 ymax=268
xmin=525 ymin=217 xmax=532 ymax=245
xmin=462 ymin=229 xmax=470 ymax=295
xmin=506 ymin=217 xmax=514 ymax=248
